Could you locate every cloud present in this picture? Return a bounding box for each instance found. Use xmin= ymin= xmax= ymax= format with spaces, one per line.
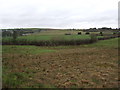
xmin=0 ymin=0 xmax=119 ymax=29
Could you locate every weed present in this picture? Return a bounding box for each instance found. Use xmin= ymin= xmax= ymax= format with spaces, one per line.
xmin=3 ymin=72 xmax=27 ymax=88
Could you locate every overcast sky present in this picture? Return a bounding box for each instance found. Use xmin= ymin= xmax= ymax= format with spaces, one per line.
xmin=0 ymin=0 xmax=119 ymax=29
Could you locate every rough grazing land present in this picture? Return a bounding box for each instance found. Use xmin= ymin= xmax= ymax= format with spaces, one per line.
xmin=3 ymin=46 xmax=118 ymax=88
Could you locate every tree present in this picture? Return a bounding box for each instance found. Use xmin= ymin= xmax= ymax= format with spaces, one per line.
xmin=2 ymin=30 xmax=12 ymax=37
xmin=100 ymin=32 xmax=103 ymax=36
xmin=13 ymin=30 xmax=18 ymax=41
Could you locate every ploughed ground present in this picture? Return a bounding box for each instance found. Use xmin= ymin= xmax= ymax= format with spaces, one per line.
xmin=3 ymin=47 xmax=118 ymax=88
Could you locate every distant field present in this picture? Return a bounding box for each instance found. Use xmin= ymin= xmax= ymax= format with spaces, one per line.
xmin=83 ymin=37 xmax=119 ymax=48
xmin=2 ymin=30 xmax=104 ymax=42
xmin=18 ymin=34 xmax=104 ymax=41
xmin=2 ymin=38 xmax=119 ymax=88
xmin=4 ymin=29 xmax=119 ymax=47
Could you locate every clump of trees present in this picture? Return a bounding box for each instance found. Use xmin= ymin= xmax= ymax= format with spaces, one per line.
xmin=90 ymin=34 xmax=98 ymax=43
xmin=2 ymin=30 xmax=12 ymax=37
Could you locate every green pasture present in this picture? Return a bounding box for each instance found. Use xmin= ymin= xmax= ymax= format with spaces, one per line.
xmin=2 ymin=30 xmax=100 ymax=41
xmin=4 ymin=30 xmax=115 ymax=43
xmin=33 ymin=30 xmax=83 ymax=35
xmin=3 ymin=38 xmax=119 ymax=55
xmin=87 ymin=37 xmax=119 ymax=48
xmin=3 ymin=45 xmax=56 ymax=55
xmin=18 ymin=34 xmax=91 ymax=41
xmin=3 ymin=34 xmax=103 ymax=42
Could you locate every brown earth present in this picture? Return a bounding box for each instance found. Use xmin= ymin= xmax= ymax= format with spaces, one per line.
xmin=3 ymin=47 xmax=119 ymax=88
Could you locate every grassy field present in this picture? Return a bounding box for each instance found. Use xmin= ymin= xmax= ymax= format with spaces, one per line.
xmin=2 ymin=37 xmax=119 ymax=88
xmin=3 ymin=34 xmax=104 ymax=42
xmin=3 ymin=35 xmax=91 ymax=41
xmin=3 ymin=30 xmax=112 ymax=47
xmin=3 ymin=30 xmax=104 ymax=42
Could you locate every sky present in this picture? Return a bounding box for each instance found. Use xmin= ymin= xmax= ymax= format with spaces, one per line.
xmin=0 ymin=0 xmax=119 ymax=29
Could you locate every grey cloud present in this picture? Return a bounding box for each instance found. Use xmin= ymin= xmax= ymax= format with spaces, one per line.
xmin=0 ymin=0 xmax=119 ymax=29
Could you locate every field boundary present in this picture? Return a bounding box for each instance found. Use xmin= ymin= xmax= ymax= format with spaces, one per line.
xmin=2 ymin=35 xmax=120 ymax=46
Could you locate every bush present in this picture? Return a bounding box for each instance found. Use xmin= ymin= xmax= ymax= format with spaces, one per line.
xmin=113 ymin=32 xmax=116 ymax=34
xmin=78 ymin=32 xmax=81 ymax=35
xmin=100 ymin=32 xmax=103 ymax=36
xmin=85 ymin=32 xmax=90 ymax=35
xmin=13 ymin=30 xmax=18 ymax=40
xmin=12 ymin=30 xmax=18 ymax=44
xmin=65 ymin=33 xmax=71 ymax=35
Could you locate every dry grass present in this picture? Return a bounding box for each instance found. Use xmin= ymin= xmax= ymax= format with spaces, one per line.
xmin=3 ymin=47 xmax=118 ymax=88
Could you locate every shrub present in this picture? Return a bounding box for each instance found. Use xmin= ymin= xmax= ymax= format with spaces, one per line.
xmin=65 ymin=33 xmax=71 ymax=35
xmin=100 ymin=32 xmax=103 ymax=36
xmin=12 ymin=30 xmax=18 ymax=44
xmin=13 ymin=30 xmax=18 ymax=40
xmin=78 ymin=32 xmax=81 ymax=35
xmin=113 ymin=32 xmax=116 ymax=35
xmin=85 ymin=32 xmax=90 ymax=35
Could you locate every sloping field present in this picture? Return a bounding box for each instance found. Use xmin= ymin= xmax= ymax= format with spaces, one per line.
xmin=2 ymin=30 xmax=103 ymax=43
xmin=2 ymin=38 xmax=119 ymax=88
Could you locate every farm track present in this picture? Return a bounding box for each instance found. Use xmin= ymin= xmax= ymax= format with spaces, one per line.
xmin=3 ymin=47 xmax=119 ymax=88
